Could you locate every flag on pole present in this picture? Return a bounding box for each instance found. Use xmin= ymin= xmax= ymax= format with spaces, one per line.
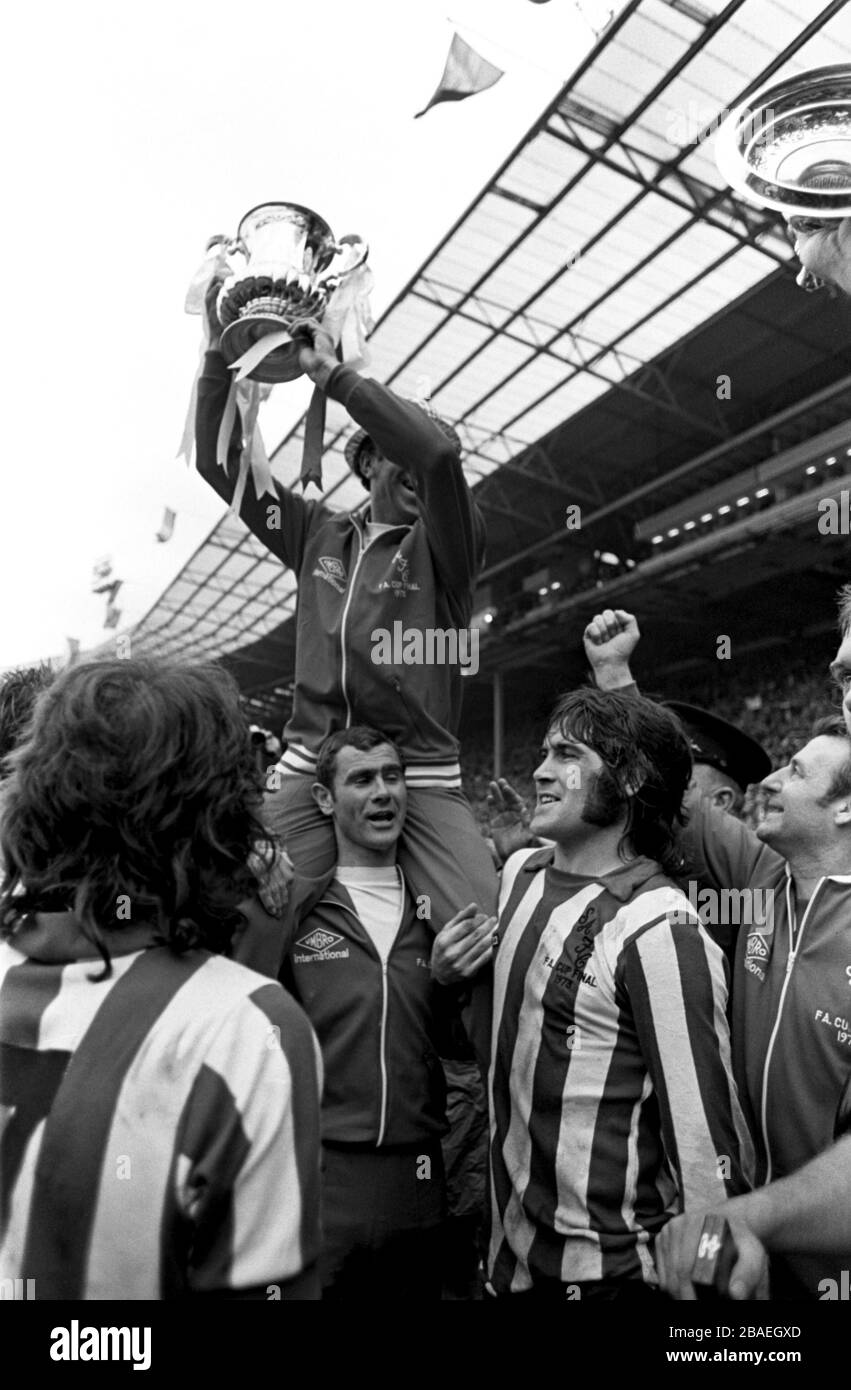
xmin=415 ymin=33 xmax=504 ymax=119
xmin=93 ymin=579 xmax=123 ymax=605
xmin=156 ymin=507 xmax=177 ymax=543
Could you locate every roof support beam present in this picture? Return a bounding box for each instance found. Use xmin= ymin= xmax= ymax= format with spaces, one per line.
xmin=477 ymin=372 xmax=851 ymax=584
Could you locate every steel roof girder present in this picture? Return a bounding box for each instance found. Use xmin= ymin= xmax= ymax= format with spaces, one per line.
xmin=545 ymin=121 xmax=789 ymax=268
xmin=525 ymin=443 xmax=607 ymax=506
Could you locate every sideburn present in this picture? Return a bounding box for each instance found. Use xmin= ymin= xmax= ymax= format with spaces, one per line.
xmin=580 ymin=763 xmax=626 ymax=830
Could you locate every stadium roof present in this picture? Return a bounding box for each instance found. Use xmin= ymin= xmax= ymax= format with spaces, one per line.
xmin=133 ymin=0 xmax=851 ymax=730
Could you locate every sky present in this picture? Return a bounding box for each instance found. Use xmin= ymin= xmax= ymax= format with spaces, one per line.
xmin=0 ymin=0 xmax=612 ymax=670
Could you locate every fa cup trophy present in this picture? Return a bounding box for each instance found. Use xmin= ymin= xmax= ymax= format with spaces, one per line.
xmin=180 ymin=201 xmax=373 ymax=494
xmin=213 ymin=202 xmax=369 ymax=382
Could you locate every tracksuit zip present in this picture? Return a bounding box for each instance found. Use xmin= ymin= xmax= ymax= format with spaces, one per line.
xmin=339 ymin=519 xmax=366 ymax=728
xmin=376 ymin=960 xmax=390 ymax=1146
xmin=759 ymin=875 xmax=825 ymax=1183
xmin=338 ymin=517 xmax=407 ymax=729
xmin=315 ymin=874 xmax=406 ymax=1146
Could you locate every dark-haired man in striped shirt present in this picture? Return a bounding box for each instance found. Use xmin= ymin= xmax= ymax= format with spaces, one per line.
xmin=483 ymin=688 xmax=753 ymax=1299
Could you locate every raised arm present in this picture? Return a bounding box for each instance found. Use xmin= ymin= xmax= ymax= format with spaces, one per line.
xmin=584 ymin=609 xmax=781 ymax=890
xmin=194 ymin=283 xmax=326 ymax=572
xmin=583 ymin=607 xmax=641 ymax=691
xmin=307 ymin=350 xmax=486 ymax=596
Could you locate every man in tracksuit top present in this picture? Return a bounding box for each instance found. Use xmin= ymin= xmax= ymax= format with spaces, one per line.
xmin=195 ymin=290 xmax=497 ymax=935
xmin=277 ymin=725 xmax=456 ymax=1300
xmin=586 ymin=608 xmax=851 ymax=1298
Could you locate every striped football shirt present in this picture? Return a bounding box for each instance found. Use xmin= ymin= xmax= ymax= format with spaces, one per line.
xmin=488 ymin=847 xmax=754 ymax=1294
xmin=0 ymin=924 xmax=322 ymax=1299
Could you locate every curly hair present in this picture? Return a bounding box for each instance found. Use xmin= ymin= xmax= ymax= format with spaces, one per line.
xmin=546 ymin=687 xmax=693 ymax=878
xmin=0 ymin=663 xmax=54 ymax=769
xmin=0 ymin=657 xmax=274 ymax=973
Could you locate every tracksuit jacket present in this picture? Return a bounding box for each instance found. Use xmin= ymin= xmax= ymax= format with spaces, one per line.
xmin=195 ymin=352 xmax=486 ymax=781
xmin=685 ymin=800 xmax=851 ymax=1297
xmin=279 ymin=869 xmax=450 ymax=1147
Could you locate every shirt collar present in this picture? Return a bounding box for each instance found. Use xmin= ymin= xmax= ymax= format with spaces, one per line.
xmin=519 ymin=846 xmax=665 ymax=901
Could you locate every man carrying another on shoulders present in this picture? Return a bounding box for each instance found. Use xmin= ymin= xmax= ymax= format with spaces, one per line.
xmin=279 ymin=726 xmax=463 ymax=1300
xmin=195 ymin=285 xmax=497 ymax=935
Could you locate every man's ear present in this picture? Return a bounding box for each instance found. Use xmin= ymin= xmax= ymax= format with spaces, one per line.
xmin=312 ymin=781 xmax=335 ymax=819
xmin=709 ymin=785 xmax=738 ymax=814
xmin=833 ymin=799 xmax=851 ymax=829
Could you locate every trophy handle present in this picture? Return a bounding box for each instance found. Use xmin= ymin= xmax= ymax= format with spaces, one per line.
xmin=225 ymin=235 xmax=248 ymax=264
xmin=321 ymin=234 xmax=369 ymax=285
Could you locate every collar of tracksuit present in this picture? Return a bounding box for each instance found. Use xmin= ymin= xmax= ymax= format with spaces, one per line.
xmin=288 ymin=863 xmax=402 ymax=927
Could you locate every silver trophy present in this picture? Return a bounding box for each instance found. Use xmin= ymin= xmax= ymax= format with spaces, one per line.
xmin=216 ymin=202 xmax=368 ymax=383
xmin=715 ymin=63 xmax=851 ymax=229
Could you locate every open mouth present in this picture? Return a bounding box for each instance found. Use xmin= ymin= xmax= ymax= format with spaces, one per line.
xmin=367 ymin=810 xmax=396 ymax=826
xmin=536 ymin=793 xmax=559 ymax=806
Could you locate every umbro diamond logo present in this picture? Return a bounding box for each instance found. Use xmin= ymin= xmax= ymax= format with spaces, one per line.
xmin=297 ymin=929 xmax=344 ymax=954
xmin=746 ymin=933 xmax=769 ymax=959
xmin=313 ymin=557 xmax=347 ymax=593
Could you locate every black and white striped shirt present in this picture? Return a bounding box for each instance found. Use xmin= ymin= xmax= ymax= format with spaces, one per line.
xmin=488 ymin=847 xmax=754 ymax=1293
xmin=0 ymin=926 xmax=322 ymax=1298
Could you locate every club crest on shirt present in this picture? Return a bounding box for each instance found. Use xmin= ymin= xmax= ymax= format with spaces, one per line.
xmin=379 ymin=549 xmax=420 ymax=600
xmin=542 ymin=903 xmax=599 ymax=992
xmin=314 ymin=556 xmax=347 ymax=593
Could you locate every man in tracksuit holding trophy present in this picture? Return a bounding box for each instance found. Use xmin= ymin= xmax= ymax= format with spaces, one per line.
xmin=194 ymin=277 xmax=498 ymax=947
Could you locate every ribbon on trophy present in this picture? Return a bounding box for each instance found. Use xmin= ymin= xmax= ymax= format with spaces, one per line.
xmin=217 ymin=367 xmax=276 ymax=516
xmin=177 ymin=238 xmax=230 ymax=469
xmin=177 ymin=243 xmax=277 ymax=509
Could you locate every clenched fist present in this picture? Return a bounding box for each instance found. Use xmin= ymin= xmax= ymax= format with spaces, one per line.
xmin=583 ymin=609 xmax=640 ymax=690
